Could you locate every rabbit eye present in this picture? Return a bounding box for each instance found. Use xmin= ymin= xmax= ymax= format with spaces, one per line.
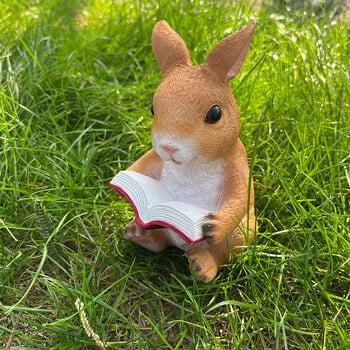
xmin=151 ymin=104 xmax=154 ymax=115
xmin=205 ymin=105 xmax=221 ymax=124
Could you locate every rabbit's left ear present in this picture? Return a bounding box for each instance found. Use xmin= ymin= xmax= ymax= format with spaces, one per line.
xmin=202 ymin=23 xmax=256 ymax=81
xmin=152 ymin=21 xmax=192 ymax=76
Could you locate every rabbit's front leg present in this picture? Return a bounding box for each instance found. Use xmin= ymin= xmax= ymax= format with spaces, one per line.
xmin=201 ymin=209 xmax=244 ymax=245
xmin=202 ymin=148 xmax=254 ymax=245
xmin=127 ymin=149 xmax=163 ymax=179
xmin=201 ymin=200 xmax=255 ymax=245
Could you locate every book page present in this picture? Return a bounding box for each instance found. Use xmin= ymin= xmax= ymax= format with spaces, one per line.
xmin=146 ymin=201 xmax=209 ymax=241
xmin=111 ymin=171 xmax=176 ymax=208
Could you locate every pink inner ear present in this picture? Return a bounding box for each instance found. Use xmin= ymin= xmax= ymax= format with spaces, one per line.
xmin=226 ymin=40 xmax=252 ymax=80
xmin=202 ymin=23 xmax=256 ymax=82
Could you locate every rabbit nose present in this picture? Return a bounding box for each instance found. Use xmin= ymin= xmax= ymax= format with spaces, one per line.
xmin=161 ymin=144 xmax=177 ymax=154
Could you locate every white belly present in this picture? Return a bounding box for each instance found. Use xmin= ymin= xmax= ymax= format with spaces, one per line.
xmin=160 ymin=159 xmax=224 ymax=211
xmin=160 ymin=159 xmax=224 ymax=250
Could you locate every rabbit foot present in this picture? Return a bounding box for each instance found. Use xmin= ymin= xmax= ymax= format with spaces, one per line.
xmin=186 ymin=247 xmax=218 ymax=283
xmin=123 ymin=220 xmax=169 ymax=253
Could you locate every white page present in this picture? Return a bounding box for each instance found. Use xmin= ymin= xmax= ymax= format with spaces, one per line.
xmin=112 ymin=171 xmax=175 ymax=208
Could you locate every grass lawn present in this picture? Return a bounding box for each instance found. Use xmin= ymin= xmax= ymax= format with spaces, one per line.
xmin=1 ymin=0 xmax=349 ymax=348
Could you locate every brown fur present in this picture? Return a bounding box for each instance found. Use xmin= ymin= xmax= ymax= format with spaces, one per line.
xmin=122 ymin=21 xmax=257 ymax=282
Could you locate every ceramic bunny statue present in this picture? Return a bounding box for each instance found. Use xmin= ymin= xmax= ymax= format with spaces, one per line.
xmin=122 ymin=20 xmax=256 ymax=282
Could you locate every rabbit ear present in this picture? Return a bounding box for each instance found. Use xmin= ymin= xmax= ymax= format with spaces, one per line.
xmin=202 ymin=23 xmax=256 ymax=81
xmin=152 ymin=21 xmax=192 ymax=76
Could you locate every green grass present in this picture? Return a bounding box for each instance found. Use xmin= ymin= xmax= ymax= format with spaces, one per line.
xmin=0 ymin=0 xmax=349 ymax=348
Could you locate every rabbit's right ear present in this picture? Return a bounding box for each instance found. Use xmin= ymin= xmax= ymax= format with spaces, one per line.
xmin=202 ymin=23 xmax=256 ymax=81
xmin=152 ymin=21 xmax=192 ymax=76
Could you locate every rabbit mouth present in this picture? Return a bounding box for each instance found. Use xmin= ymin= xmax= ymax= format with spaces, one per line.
xmin=169 ymin=155 xmax=182 ymax=165
xmin=159 ymin=150 xmax=188 ymax=165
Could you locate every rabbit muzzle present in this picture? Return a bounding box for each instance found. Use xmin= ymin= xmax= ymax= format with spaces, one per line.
xmin=152 ymin=132 xmax=202 ymax=165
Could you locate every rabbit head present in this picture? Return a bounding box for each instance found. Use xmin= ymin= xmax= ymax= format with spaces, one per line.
xmin=150 ymin=21 xmax=255 ymax=166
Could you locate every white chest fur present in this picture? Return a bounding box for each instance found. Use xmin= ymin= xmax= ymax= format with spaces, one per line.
xmin=160 ymin=159 xmax=224 ymax=211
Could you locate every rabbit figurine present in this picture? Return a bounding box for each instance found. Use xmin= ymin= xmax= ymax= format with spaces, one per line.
xmin=122 ymin=20 xmax=256 ymax=282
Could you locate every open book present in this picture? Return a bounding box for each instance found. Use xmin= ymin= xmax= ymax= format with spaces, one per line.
xmin=109 ymin=171 xmax=210 ymax=244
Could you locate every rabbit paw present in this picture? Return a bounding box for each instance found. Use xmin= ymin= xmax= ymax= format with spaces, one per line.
xmin=201 ymin=212 xmax=229 ymax=245
xmin=186 ymin=247 xmax=218 ymax=283
xmin=122 ymin=221 xmax=168 ymax=253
